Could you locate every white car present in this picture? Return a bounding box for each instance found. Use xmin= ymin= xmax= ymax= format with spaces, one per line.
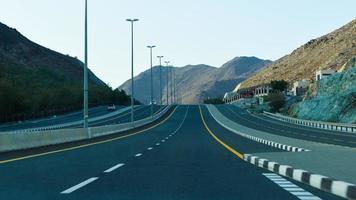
xmin=107 ymin=104 xmax=116 ymax=111
xmin=149 ymin=100 xmax=157 ymax=105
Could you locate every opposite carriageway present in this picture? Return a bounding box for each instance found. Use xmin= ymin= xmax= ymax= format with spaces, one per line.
xmin=0 ymin=105 xmax=343 ymax=200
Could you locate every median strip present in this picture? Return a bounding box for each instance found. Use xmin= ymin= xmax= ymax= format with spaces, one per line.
xmin=200 ymin=105 xmax=356 ymax=200
xmin=247 ymin=155 xmax=356 ymax=200
xmin=207 ymin=105 xmax=309 ymax=152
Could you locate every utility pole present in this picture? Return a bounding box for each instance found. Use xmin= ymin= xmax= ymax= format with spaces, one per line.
xmin=83 ymin=0 xmax=89 ymax=128
xmin=170 ymin=67 xmax=173 ymax=105
xmin=126 ymin=18 xmax=139 ymax=126
xmin=157 ymin=56 xmax=164 ymax=105
xmin=147 ymin=45 xmax=156 ymax=117
xmin=165 ymin=61 xmax=170 ymax=105
xmin=174 ymin=68 xmax=176 ymax=104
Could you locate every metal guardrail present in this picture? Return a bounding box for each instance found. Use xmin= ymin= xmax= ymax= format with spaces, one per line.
xmin=3 ymin=106 xmax=135 ymax=134
xmin=263 ymin=111 xmax=356 ymax=133
xmin=0 ymin=106 xmax=172 ymax=153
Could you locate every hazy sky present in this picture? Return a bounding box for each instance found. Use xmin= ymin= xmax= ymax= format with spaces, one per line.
xmin=0 ymin=0 xmax=355 ymax=87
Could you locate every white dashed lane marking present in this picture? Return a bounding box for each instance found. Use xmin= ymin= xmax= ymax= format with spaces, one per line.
xmin=263 ymin=173 xmax=321 ymax=200
xmin=147 ymin=147 xmax=153 ymax=150
xmin=156 ymin=143 xmax=160 ymax=146
xmin=135 ymin=153 xmax=143 ymax=157
xmin=104 ymin=163 xmax=125 ymax=173
xmin=61 ymin=177 xmax=99 ymax=194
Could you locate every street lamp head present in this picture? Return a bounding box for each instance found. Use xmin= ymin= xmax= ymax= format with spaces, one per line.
xmin=157 ymin=56 xmax=164 ymax=58
xmin=147 ymin=45 xmax=156 ymax=48
xmin=126 ymin=18 xmax=139 ymax=22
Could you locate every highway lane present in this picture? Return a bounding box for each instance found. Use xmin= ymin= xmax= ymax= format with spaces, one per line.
xmin=0 ymin=106 xmax=123 ymax=132
xmin=0 ymin=105 xmax=341 ymax=199
xmin=216 ymin=104 xmax=356 ymax=148
xmin=0 ymin=105 xmax=164 ymax=131
xmin=83 ymin=105 xmax=164 ymax=127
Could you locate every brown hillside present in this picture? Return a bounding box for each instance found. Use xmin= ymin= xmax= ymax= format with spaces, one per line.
xmin=241 ymin=19 xmax=356 ymax=88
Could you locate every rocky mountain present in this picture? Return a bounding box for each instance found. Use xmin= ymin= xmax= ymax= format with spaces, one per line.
xmin=0 ymin=22 xmax=104 ymax=86
xmin=0 ymin=22 xmax=123 ymax=122
xmin=290 ymin=57 xmax=356 ymax=123
xmin=119 ymin=56 xmax=272 ymax=104
xmin=240 ymin=19 xmax=356 ymax=88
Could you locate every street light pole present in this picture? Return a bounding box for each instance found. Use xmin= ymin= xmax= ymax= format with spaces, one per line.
xmin=126 ymin=18 xmax=139 ymax=126
xmin=165 ymin=61 xmax=170 ymax=105
xmin=83 ymin=0 xmax=89 ymax=128
xmin=170 ymin=66 xmax=173 ymax=105
xmin=174 ymin=68 xmax=176 ymax=104
xmin=147 ymin=45 xmax=156 ymax=117
xmin=157 ymin=56 xmax=164 ymax=105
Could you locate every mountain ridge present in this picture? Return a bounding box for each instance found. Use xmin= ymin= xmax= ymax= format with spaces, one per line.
xmin=0 ymin=22 xmax=105 ymax=86
xmin=240 ymin=19 xmax=356 ymax=88
xmin=119 ymin=56 xmax=272 ymax=104
xmin=0 ymin=21 xmax=128 ymax=122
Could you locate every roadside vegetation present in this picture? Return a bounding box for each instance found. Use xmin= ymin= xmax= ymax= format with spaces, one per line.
xmin=0 ymin=77 xmax=132 ymax=123
xmin=204 ymin=97 xmax=224 ymax=104
xmin=267 ymin=80 xmax=288 ymax=112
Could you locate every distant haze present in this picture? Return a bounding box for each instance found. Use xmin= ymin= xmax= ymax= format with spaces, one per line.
xmin=0 ymin=0 xmax=355 ymax=87
xmin=119 ymin=56 xmax=272 ymax=104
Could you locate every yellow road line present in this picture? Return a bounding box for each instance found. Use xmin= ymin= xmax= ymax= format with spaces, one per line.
xmin=0 ymin=106 xmax=178 ymax=164
xmin=199 ymin=105 xmax=244 ymax=160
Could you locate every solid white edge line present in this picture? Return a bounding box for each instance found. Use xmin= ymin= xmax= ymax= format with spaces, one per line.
xmin=104 ymin=163 xmax=125 ymax=173
xmin=298 ymin=196 xmax=321 ymax=200
xmin=263 ymin=173 xmax=322 ymax=200
xmin=61 ymin=177 xmax=99 ymax=194
xmin=284 ymin=188 xmax=305 ymax=192
xmin=290 ymin=191 xmax=313 ymax=196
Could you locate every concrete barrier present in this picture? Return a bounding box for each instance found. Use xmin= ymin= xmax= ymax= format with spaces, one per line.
xmin=264 ymin=111 xmax=356 ymax=133
xmin=0 ymin=106 xmax=172 ymax=153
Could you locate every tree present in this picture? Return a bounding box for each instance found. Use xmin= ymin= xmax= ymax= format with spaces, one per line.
xmin=0 ymin=80 xmax=29 ymax=121
xmin=270 ymin=80 xmax=288 ymax=92
xmin=204 ymin=97 xmax=224 ymax=104
xmin=268 ymin=93 xmax=286 ymax=112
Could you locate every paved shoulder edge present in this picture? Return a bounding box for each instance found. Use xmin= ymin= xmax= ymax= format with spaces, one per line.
xmin=201 ymin=105 xmax=356 ymax=200
xmin=244 ymin=154 xmax=356 ymax=200
xmin=0 ymin=106 xmax=177 ymax=162
xmin=206 ymin=105 xmax=309 ymax=152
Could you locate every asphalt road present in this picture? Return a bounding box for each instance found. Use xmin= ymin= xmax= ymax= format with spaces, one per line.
xmin=0 ymin=105 xmax=164 ymax=131
xmin=216 ymin=104 xmax=356 ymax=148
xmin=0 ymin=105 xmax=342 ymax=199
xmin=0 ymin=106 xmax=119 ymax=132
xmin=72 ymin=105 xmax=163 ymax=128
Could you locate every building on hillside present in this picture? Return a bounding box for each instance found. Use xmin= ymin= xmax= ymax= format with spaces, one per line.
xmin=224 ymin=84 xmax=274 ymax=104
xmin=292 ymin=79 xmax=309 ymax=96
xmin=223 ymin=92 xmax=236 ymax=104
xmin=254 ymin=84 xmax=272 ymax=97
xmin=315 ymin=70 xmax=336 ymax=81
xmin=223 ymin=87 xmax=254 ymax=104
